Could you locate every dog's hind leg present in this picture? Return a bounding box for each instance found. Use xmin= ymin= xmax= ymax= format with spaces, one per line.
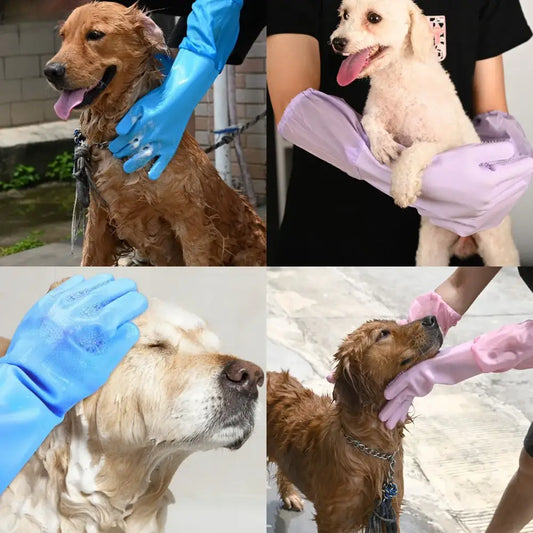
xmin=475 ymin=216 xmax=520 ymax=266
xmin=276 ymin=467 xmax=304 ymax=512
xmin=391 ymin=142 xmax=447 ymax=208
xmin=416 ymin=218 xmax=457 ymax=266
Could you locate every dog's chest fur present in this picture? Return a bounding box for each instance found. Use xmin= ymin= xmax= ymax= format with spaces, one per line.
xmin=366 ymin=59 xmax=479 ymax=147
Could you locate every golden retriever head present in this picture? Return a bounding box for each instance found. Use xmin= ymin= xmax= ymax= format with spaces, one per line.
xmin=332 ymin=316 xmax=442 ymax=411
xmin=44 ymin=2 xmax=167 ymax=120
xmin=85 ymin=298 xmax=264 ymax=453
xmin=330 ymin=0 xmax=435 ymax=86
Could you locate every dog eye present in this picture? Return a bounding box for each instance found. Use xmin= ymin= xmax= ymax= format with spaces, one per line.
xmin=400 ymin=357 xmax=413 ymax=366
xmin=87 ymin=30 xmax=105 ymax=41
xmin=342 ymin=10 xmax=349 ymax=21
xmin=367 ymin=12 xmax=382 ymax=24
xmin=377 ymin=329 xmax=390 ymax=340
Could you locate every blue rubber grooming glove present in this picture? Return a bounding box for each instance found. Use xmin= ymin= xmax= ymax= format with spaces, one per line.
xmin=109 ymin=0 xmax=244 ymax=180
xmin=0 ymin=274 xmax=148 ymax=495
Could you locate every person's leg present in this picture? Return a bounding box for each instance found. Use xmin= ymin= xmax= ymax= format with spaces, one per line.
xmin=486 ymin=423 xmax=533 ymax=533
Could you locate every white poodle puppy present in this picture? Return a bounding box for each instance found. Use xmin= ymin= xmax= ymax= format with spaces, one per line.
xmin=330 ymin=0 xmax=519 ymax=266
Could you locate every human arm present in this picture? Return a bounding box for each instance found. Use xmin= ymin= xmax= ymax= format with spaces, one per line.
xmin=109 ymin=0 xmax=243 ymax=180
xmin=405 ymin=267 xmax=500 ymax=337
xmin=472 ymin=55 xmax=508 ymax=114
xmin=267 ymin=33 xmax=320 ymax=125
xmin=379 ymin=320 xmax=533 ymax=429
xmin=0 ymin=274 xmax=147 ymax=494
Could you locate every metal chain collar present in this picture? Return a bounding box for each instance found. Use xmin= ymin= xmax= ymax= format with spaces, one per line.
xmin=344 ymin=433 xmax=398 ymax=492
xmin=74 ymin=129 xmax=108 ymax=150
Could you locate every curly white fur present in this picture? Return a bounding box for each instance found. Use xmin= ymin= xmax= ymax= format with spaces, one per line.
xmin=331 ymin=0 xmax=519 ymax=265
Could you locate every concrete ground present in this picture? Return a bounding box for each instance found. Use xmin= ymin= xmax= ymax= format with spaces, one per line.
xmin=266 ymin=267 xmax=533 ymax=533
xmin=0 ymin=206 xmax=266 ymax=266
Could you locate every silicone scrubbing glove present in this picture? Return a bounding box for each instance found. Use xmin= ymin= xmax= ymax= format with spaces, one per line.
xmin=109 ymin=0 xmax=243 ymax=180
xmin=0 ymin=274 xmax=147 ymax=494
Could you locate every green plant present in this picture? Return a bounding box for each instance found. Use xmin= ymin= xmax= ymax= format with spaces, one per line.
xmin=0 ymin=165 xmax=40 ymax=191
xmin=0 ymin=231 xmax=45 ymax=257
xmin=45 ymin=152 xmax=74 ymax=182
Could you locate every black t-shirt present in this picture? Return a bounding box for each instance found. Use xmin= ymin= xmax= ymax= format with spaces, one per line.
xmin=268 ymin=0 xmax=532 ymax=266
xmin=106 ymin=0 xmax=265 ymax=64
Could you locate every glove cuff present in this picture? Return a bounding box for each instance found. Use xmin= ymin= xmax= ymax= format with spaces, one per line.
xmin=408 ymin=291 xmax=461 ymax=337
xmin=473 ymin=111 xmax=533 ymax=158
xmin=0 ymin=364 xmax=63 ymax=494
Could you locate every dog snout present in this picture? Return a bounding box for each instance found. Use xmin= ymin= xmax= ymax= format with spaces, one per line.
xmin=44 ymin=62 xmax=66 ymax=83
xmin=223 ymin=359 xmax=264 ymax=398
xmin=332 ymin=37 xmax=348 ymax=53
xmin=421 ymin=315 xmax=438 ymax=329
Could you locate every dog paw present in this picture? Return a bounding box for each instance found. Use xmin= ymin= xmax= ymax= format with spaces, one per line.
xmin=391 ymin=177 xmax=422 ymax=208
xmin=371 ymin=139 xmax=402 ymax=166
xmin=281 ymin=494 xmax=304 ymax=512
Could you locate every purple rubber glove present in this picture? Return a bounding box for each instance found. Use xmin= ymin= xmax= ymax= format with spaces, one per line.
xmin=278 ymin=89 xmax=533 ymax=237
xmin=407 ymin=292 xmax=461 ymax=337
xmin=379 ymin=320 xmax=533 ymax=429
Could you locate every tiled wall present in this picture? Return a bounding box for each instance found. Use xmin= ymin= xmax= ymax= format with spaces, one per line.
xmin=0 ymin=21 xmax=266 ymax=199
xmin=0 ymin=21 xmax=59 ymax=126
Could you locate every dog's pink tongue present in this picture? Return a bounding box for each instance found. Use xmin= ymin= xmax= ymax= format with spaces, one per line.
xmin=54 ymin=89 xmax=87 ymax=120
xmin=337 ymin=50 xmax=371 ymax=87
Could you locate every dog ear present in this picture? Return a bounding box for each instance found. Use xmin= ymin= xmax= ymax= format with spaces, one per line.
xmin=127 ymin=5 xmax=167 ymax=53
xmin=332 ymin=330 xmax=380 ymax=411
xmin=407 ymin=4 xmax=435 ymax=62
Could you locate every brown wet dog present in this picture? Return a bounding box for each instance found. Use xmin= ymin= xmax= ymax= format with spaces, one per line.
xmin=44 ymin=2 xmax=266 ymax=266
xmin=267 ymin=316 xmax=443 ymax=533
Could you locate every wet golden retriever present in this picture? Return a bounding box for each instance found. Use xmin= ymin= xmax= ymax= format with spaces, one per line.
xmin=0 ymin=283 xmax=264 ymax=532
xmin=44 ymin=2 xmax=266 ymax=266
xmin=267 ymin=317 xmax=443 ymax=532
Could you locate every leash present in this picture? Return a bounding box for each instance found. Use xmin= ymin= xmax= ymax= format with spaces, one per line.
xmin=204 ymin=111 xmax=267 ymax=154
xmin=71 ymin=130 xmax=110 ymax=251
xmin=344 ymin=433 xmax=399 ymax=533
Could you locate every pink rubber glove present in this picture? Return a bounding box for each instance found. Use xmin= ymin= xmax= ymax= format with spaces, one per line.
xmin=407 ymin=292 xmax=461 ymax=337
xmin=278 ymin=89 xmax=533 ymax=237
xmin=379 ymin=321 xmax=533 ymax=429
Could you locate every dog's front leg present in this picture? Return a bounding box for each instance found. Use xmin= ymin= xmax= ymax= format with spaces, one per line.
xmin=362 ymin=114 xmax=403 ymax=166
xmin=276 ymin=467 xmax=304 ymax=511
xmin=81 ymin=201 xmax=121 ymax=266
xmin=390 ymin=141 xmax=446 ymax=208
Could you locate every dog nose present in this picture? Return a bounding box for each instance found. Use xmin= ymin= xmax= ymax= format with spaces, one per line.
xmin=44 ymin=62 xmax=66 ymax=82
xmin=421 ymin=315 xmax=438 ymax=329
xmin=332 ymin=37 xmax=348 ymax=53
xmin=223 ymin=359 xmax=264 ymax=398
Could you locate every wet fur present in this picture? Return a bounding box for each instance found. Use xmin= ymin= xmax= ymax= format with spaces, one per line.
xmin=267 ymin=319 xmax=442 ymax=533
xmin=0 ymin=282 xmax=262 ymax=533
xmin=48 ymin=3 xmax=266 ymax=266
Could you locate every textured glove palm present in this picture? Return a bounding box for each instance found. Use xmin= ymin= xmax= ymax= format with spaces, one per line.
xmin=109 ymin=0 xmax=243 ymax=180
xmin=0 ymin=274 xmax=147 ymax=495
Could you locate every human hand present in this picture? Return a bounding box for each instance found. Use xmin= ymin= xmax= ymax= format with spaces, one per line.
xmin=109 ymin=0 xmax=243 ymax=180
xmin=1 ymin=274 xmax=147 ymax=416
xmin=379 ymin=341 xmax=480 ymax=429
xmin=406 ymin=292 xmax=460 ymax=337
xmin=278 ymin=89 xmax=533 ymax=237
